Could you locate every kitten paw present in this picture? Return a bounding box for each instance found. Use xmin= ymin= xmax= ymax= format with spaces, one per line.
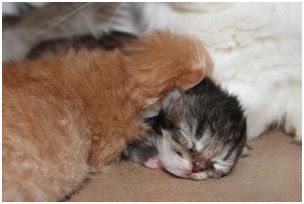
xmin=144 ymin=156 xmax=162 ymax=169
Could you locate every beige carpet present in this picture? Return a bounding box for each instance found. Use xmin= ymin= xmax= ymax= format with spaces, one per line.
xmin=70 ymin=131 xmax=301 ymax=201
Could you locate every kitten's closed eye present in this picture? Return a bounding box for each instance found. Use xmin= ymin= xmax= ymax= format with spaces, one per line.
xmin=189 ymin=147 xmax=195 ymax=154
xmin=174 ymin=150 xmax=183 ymax=157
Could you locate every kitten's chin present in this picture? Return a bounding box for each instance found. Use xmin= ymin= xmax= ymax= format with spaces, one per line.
xmin=162 ymin=167 xmax=191 ymax=179
xmin=190 ymin=171 xmax=209 ymax=180
xmin=167 ymin=168 xmax=223 ymax=180
xmin=169 ymin=171 xmax=209 ymax=180
xmin=189 ymin=168 xmax=228 ymax=180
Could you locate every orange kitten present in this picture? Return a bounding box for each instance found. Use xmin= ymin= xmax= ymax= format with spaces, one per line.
xmin=3 ymin=30 xmax=213 ymax=201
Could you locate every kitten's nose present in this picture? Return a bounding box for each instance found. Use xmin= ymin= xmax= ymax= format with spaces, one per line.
xmin=192 ymin=154 xmax=210 ymax=172
xmin=192 ymin=164 xmax=203 ymax=173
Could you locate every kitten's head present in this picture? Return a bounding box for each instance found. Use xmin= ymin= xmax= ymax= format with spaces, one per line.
xmin=154 ymin=87 xmax=247 ymax=180
xmin=123 ymin=30 xmax=213 ymax=105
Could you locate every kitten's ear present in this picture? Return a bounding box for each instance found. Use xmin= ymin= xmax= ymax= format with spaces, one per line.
xmin=161 ymin=87 xmax=185 ymax=109
xmin=241 ymin=145 xmax=253 ymax=157
xmin=176 ymin=69 xmax=204 ymax=91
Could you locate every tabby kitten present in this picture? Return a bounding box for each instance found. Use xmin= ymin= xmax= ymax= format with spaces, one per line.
xmin=125 ymin=77 xmax=248 ymax=180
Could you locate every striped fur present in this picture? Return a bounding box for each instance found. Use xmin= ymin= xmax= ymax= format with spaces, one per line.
xmin=125 ymin=77 xmax=247 ymax=180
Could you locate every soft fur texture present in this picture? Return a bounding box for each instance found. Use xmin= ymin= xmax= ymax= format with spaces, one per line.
xmin=27 ymin=31 xmax=137 ymax=59
xmin=2 ymin=2 xmax=47 ymax=15
xmin=3 ymin=31 xmax=213 ymax=201
xmin=2 ymin=3 xmax=139 ymax=62
xmin=135 ymin=3 xmax=302 ymax=141
xmin=125 ymin=78 xmax=247 ymax=180
xmin=3 ymin=3 xmax=301 ymax=142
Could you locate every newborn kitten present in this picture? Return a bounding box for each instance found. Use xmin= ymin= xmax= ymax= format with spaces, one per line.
xmin=125 ymin=77 xmax=248 ymax=180
xmin=3 ymin=30 xmax=212 ymax=201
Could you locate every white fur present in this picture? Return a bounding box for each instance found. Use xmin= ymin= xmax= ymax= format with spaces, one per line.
xmin=2 ymin=2 xmax=47 ymax=15
xmin=157 ymin=130 xmax=193 ymax=178
xmin=194 ymin=129 xmax=212 ymax=152
xmin=136 ymin=2 xmax=302 ymax=141
xmin=156 ymin=128 xmax=237 ymax=180
xmin=191 ymin=171 xmax=209 ymax=180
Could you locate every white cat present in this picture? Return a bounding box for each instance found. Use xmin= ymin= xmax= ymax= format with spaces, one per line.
xmin=134 ymin=2 xmax=302 ymax=141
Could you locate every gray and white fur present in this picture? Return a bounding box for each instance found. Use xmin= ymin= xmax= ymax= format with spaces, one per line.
xmin=125 ymin=77 xmax=248 ymax=180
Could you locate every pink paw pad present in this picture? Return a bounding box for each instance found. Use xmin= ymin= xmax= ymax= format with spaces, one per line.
xmin=144 ymin=157 xmax=162 ymax=169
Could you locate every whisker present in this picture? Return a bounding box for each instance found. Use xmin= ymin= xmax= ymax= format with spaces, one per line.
xmin=9 ymin=3 xmax=84 ymax=32
xmin=78 ymin=3 xmax=105 ymax=37
xmin=26 ymin=3 xmax=92 ymax=40
xmin=106 ymin=3 xmax=127 ymax=28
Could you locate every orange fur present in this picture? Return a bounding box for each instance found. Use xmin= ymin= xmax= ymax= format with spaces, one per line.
xmin=3 ymin=30 xmax=213 ymax=201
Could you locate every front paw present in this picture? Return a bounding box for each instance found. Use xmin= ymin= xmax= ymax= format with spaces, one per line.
xmin=144 ymin=156 xmax=162 ymax=169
